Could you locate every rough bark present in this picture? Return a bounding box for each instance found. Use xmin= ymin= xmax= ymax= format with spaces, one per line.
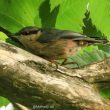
xmin=0 ymin=40 xmax=110 ymax=110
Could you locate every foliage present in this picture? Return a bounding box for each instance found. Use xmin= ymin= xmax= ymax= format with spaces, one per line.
xmin=49 ymin=0 xmax=64 ymax=12
xmin=0 ymin=0 xmax=88 ymax=33
xmin=0 ymin=0 xmax=43 ymax=32
xmin=90 ymin=0 xmax=110 ymax=39
xmin=49 ymin=0 xmax=88 ymax=31
xmin=0 ymin=96 xmax=10 ymax=107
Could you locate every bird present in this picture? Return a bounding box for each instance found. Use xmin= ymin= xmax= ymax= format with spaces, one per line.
xmin=0 ymin=26 xmax=108 ymax=65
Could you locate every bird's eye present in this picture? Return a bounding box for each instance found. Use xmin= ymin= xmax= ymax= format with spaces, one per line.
xmin=21 ymin=29 xmax=39 ymax=35
xmin=21 ymin=31 xmax=29 ymax=35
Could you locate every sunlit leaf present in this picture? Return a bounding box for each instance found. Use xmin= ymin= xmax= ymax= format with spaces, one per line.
xmin=49 ymin=0 xmax=64 ymax=12
xmin=90 ymin=0 xmax=110 ymax=39
xmin=0 ymin=32 xmax=8 ymax=41
xmin=0 ymin=0 xmax=43 ymax=32
xmin=35 ymin=0 xmax=88 ymax=32
xmin=55 ymin=0 xmax=88 ymax=32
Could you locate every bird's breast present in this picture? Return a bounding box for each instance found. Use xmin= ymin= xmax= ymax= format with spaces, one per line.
xmin=39 ymin=39 xmax=80 ymax=59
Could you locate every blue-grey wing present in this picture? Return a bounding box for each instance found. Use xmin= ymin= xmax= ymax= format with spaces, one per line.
xmin=37 ymin=28 xmax=86 ymax=43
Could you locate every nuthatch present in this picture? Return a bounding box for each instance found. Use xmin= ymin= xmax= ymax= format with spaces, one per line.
xmin=3 ymin=26 xmax=108 ymax=65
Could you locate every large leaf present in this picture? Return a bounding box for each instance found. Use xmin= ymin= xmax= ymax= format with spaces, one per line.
xmin=50 ymin=0 xmax=64 ymax=12
xmin=0 ymin=0 xmax=88 ymax=33
xmin=0 ymin=0 xmax=43 ymax=32
xmin=35 ymin=0 xmax=89 ymax=32
xmin=55 ymin=0 xmax=89 ymax=32
xmin=90 ymin=0 xmax=110 ymax=39
xmin=83 ymin=11 xmax=106 ymax=38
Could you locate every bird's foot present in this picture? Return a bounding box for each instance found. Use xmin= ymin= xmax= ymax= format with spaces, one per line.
xmin=48 ymin=60 xmax=59 ymax=70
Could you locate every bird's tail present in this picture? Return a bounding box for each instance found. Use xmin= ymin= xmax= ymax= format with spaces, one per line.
xmin=73 ymin=37 xmax=109 ymax=44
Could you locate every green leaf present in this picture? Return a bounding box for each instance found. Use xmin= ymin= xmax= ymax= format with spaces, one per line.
xmin=35 ymin=0 xmax=88 ymax=32
xmin=83 ymin=11 xmax=105 ymax=38
xmin=0 ymin=0 xmax=43 ymax=32
xmin=97 ymin=82 xmax=110 ymax=99
xmin=0 ymin=32 xmax=8 ymax=41
xmin=0 ymin=96 xmax=10 ymax=107
xmin=55 ymin=0 xmax=89 ymax=32
xmin=0 ymin=0 xmax=88 ymax=33
xmin=0 ymin=32 xmax=23 ymax=47
xmin=49 ymin=0 xmax=64 ymax=12
xmin=90 ymin=0 xmax=110 ymax=39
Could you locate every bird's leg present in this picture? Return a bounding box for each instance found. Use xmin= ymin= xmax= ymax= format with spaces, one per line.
xmin=50 ymin=60 xmax=59 ymax=69
xmin=48 ymin=56 xmax=59 ymax=69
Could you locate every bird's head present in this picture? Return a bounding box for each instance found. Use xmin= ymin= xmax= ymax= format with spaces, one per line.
xmin=11 ymin=26 xmax=42 ymax=44
xmin=16 ymin=26 xmax=40 ymax=36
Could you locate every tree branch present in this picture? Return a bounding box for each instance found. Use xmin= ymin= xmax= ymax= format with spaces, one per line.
xmin=0 ymin=40 xmax=110 ymax=110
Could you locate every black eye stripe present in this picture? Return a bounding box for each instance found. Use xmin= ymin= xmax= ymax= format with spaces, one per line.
xmin=16 ymin=27 xmax=40 ymax=35
xmin=21 ymin=30 xmax=39 ymax=35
